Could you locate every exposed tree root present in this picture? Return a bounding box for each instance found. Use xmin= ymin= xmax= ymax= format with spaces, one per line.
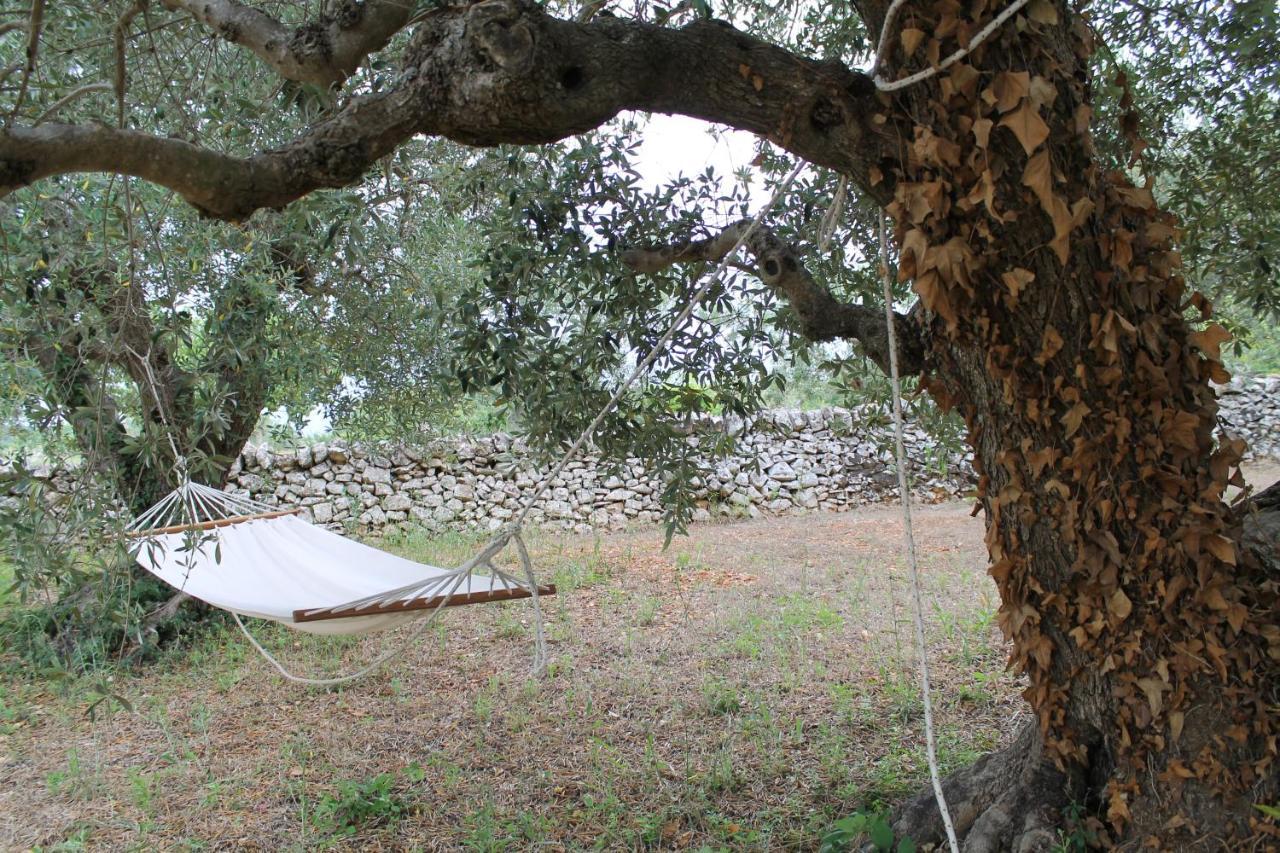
xmin=888 ymin=723 xmax=1083 ymax=851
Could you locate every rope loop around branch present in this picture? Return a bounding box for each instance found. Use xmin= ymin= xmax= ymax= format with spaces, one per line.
xmin=871 ymin=0 xmax=1033 ymax=93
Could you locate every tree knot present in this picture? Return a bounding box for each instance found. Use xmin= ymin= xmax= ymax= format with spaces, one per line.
xmin=466 ymin=0 xmax=536 ymax=74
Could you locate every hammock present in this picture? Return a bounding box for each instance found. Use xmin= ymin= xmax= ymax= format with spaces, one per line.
xmin=127 ymin=482 xmax=553 ymax=679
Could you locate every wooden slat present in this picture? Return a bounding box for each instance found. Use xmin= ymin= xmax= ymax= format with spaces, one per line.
xmin=292 ymin=583 xmax=558 ymax=623
xmin=126 ymin=508 xmax=301 ymax=538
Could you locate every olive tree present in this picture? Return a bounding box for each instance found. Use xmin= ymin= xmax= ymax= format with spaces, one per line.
xmin=2 ymin=0 xmax=1278 ymax=846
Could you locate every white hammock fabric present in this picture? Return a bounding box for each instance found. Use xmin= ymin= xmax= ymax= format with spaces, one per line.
xmin=133 ymin=513 xmax=533 ymax=636
xmin=125 ymin=481 xmax=550 ymax=683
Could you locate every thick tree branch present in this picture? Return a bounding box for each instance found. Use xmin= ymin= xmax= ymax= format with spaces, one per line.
xmin=621 ymin=220 xmax=925 ymax=376
xmin=1 ymin=1 xmax=900 ymax=220
xmin=159 ymin=0 xmax=413 ymax=87
xmin=0 ymin=90 xmax=419 ymax=219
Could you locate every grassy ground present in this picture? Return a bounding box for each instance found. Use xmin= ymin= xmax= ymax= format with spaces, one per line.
xmin=0 ymin=503 xmax=1021 ymax=851
xmin=2 ymin=459 xmax=1275 ymax=851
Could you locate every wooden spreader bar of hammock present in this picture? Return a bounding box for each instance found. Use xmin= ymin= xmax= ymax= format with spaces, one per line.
xmin=125 ymin=509 xmax=302 ymax=538
xmin=292 ymin=583 xmax=557 ymax=623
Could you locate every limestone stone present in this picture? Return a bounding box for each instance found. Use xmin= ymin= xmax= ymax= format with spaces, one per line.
xmin=768 ymin=461 xmax=797 ymax=482
xmin=383 ymin=494 xmax=412 ymax=512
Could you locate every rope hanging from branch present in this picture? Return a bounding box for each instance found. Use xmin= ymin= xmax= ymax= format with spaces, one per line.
xmin=878 ymin=215 xmax=961 ymax=853
xmin=865 ymin=1 xmax=1040 ymax=847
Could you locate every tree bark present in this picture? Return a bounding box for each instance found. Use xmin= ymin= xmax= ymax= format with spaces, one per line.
xmin=861 ymin=1 xmax=1280 ymax=846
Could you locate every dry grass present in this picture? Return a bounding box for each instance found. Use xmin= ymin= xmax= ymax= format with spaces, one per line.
xmin=0 ymin=501 xmax=1044 ymax=850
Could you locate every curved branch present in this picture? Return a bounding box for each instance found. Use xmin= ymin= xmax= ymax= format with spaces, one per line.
xmin=0 ymin=88 xmax=420 ymax=220
xmin=1 ymin=2 xmax=900 ymax=221
xmin=622 ymin=220 xmax=925 ymax=376
xmin=158 ymin=0 xmax=413 ymax=87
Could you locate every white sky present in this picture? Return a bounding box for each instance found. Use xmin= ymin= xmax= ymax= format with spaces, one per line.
xmin=632 ymin=114 xmax=760 ymax=192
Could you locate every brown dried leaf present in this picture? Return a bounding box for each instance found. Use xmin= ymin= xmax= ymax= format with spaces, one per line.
xmin=1046 ymin=194 xmax=1073 ymax=264
xmin=1202 ymin=585 xmax=1229 ymax=611
xmin=1136 ymin=676 xmax=1165 ymax=717
xmin=1115 ymin=185 xmax=1156 ymax=210
xmin=1162 ymin=574 xmax=1189 ymax=609
xmin=1062 ymin=400 xmax=1091 ymax=438
xmin=946 ymin=63 xmax=980 ymax=100
xmin=1189 ymin=324 xmax=1232 ymax=361
xmin=1109 ymin=588 xmax=1133 ymax=620
xmin=1000 ymin=99 xmax=1051 ymax=155
xmin=1036 ymin=326 xmax=1064 ymax=365
xmin=900 ymin=27 xmax=925 ymax=57
xmin=1169 ymin=709 xmax=1184 ymax=742
xmin=1027 ymin=445 xmax=1056 ymax=477
xmin=1070 ymin=197 xmax=1095 ymax=227
xmin=901 ymin=228 xmax=928 ymax=275
xmin=1022 ymin=149 xmax=1053 ymax=206
xmin=1021 ymin=152 xmax=1073 ymax=262
xmin=990 ymin=71 xmax=1031 ymax=113
xmin=1073 ymin=103 xmax=1092 ymax=134
xmin=914 ymin=128 xmax=962 ymax=167
xmin=1203 ymin=533 xmax=1236 ymax=566
xmin=1029 ymin=75 xmax=1058 ymax=109
xmin=903 ymin=180 xmax=945 ymax=224
xmin=1226 ymin=602 xmax=1247 ymax=633
xmin=1028 ymin=0 xmax=1059 ymax=24
xmin=972 ymin=117 xmax=993 ymax=149
xmin=913 ymin=270 xmax=957 ymax=329
xmin=1163 ymin=410 xmax=1200 ymax=451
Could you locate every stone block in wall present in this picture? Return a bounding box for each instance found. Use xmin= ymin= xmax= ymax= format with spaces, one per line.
xmin=383 ymin=494 xmax=412 ymax=512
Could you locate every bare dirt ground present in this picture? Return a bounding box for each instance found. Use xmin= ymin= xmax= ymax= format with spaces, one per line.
xmin=1 ymin=462 xmax=1274 ymax=851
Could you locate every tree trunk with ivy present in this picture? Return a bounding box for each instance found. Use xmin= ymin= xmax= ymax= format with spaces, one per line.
xmin=2 ymin=0 xmax=1277 ymax=844
xmin=868 ymin=3 xmax=1280 ymax=844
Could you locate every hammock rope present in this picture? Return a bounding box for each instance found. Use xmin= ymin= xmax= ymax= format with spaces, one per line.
xmin=128 ymin=161 xmax=804 ymax=686
xmin=867 ymin=1 xmax=1035 ymax=846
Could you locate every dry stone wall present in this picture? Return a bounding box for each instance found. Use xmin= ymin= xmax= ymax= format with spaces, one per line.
xmin=8 ymin=379 xmax=1276 ymax=535
xmin=1217 ymin=375 xmax=1280 ymax=459
xmin=225 ymin=407 xmax=971 ymax=535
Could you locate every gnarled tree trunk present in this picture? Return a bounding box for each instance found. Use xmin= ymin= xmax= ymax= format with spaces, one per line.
xmin=862 ymin=1 xmax=1280 ymax=846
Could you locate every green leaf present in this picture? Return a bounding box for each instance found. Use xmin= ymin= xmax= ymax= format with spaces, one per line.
xmin=869 ymin=816 xmax=895 ymax=852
